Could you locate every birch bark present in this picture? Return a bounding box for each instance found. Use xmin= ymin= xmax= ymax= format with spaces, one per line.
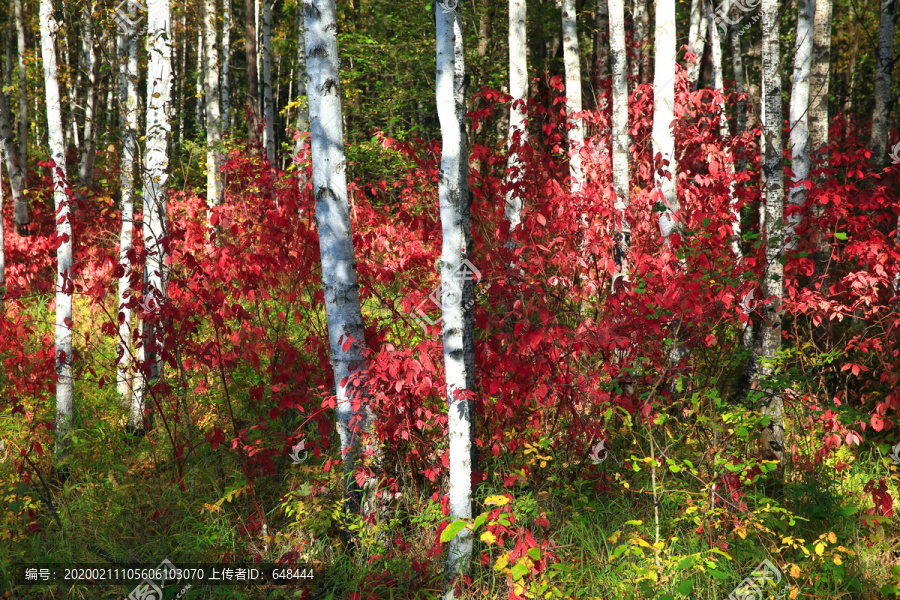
xmin=262 ymin=0 xmax=275 ymax=164
xmin=39 ymin=0 xmax=74 ymax=457
xmin=808 ymin=0 xmax=831 ymax=151
xmin=786 ymin=0 xmax=814 ymax=251
xmin=562 ymin=0 xmax=584 ymax=193
xmin=870 ymin=0 xmax=895 ymax=167
xmin=436 ymin=3 xmax=476 ymax=595
xmin=222 ymin=0 xmax=232 ymax=132
xmin=78 ymin=2 xmax=99 ymax=189
xmin=203 ymin=0 xmax=224 ymax=213
xmin=245 ymin=0 xmax=262 ymax=152
xmin=505 ymin=0 xmax=527 ymax=237
xmin=610 ymin=0 xmax=630 ymax=281
xmin=0 ymin=32 xmax=25 ymax=235
xmin=653 ymin=0 xmax=678 ymax=247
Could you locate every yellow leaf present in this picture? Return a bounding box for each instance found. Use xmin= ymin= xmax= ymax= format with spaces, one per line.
xmin=781 ymin=536 xmax=793 ymax=545
xmin=607 ymin=531 xmax=622 ymax=544
xmin=736 ymin=527 xmax=747 ymax=539
xmin=790 ymin=588 xmax=799 ymax=599
xmin=827 ymin=531 xmax=837 ymax=544
xmin=481 ymin=531 xmax=497 ymax=544
xmin=493 ymin=555 xmax=508 ymax=571
xmin=833 ymin=556 xmax=842 ymax=565
xmin=799 ymin=546 xmax=810 ymax=556
xmin=815 ymin=542 xmax=824 ymax=556
xmin=485 ymin=495 xmax=510 ymax=506
xmin=789 ymin=564 xmax=800 ymax=578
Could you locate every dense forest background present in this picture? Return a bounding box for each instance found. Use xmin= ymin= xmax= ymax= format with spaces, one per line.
xmin=1 ymin=0 xmax=900 ymax=598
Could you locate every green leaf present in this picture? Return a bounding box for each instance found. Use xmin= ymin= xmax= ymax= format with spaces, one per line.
xmin=834 ymin=232 xmax=848 ymax=241
xmin=473 ymin=513 xmax=487 ymax=529
xmin=526 ymin=547 xmax=541 ymax=560
xmin=510 ymin=561 xmax=529 ymax=581
xmin=676 ymin=579 xmax=693 ymax=595
xmin=440 ymin=520 xmax=468 ymax=543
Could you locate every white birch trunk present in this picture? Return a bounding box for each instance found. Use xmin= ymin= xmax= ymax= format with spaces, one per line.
xmin=870 ymin=0 xmax=895 ymax=167
xmin=561 ymin=0 xmax=584 ymax=193
xmin=39 ymin=0 xmax=74 ymax=458
xmin=196 ymin=28 xmax=204 ymax=131
xmin=117 ymin=0 xmax=139 ymax=410
xmin=203 ymin=0 xmax=224 ymax=213
xmin=809 ymin=0 xmax=831 ymax=151
xmin=78 ymin=2 xmax=99 ymax=189
xmin=687 ymin=0 xmax=705 ymax=85
xmin=751 ymin=0 xmax=785 ymax=463
xmin=0 ymin=41 xmax=26 ymax=235
xmin=262 ymin=0 xmax=276 ymax=164
xmin=133 ymin=0 xmax=173 ymax=431
xmin=709 ymin=0 xmax=741 ymax=259
xmin=653 ymin=0 xmax=678 ymax=246
xmin=610 ymin=0 xmax=630 ymax=280
xmin=632 ymin=0 xmax=648 ymax=80
xmin=13 ymin=0 xmax=26 ymax=171
xmin=505 ymin=0 xmax=527 ymax=237
xmin=436 ymin=4 xmax=476 ymax=595
xmin=222 ymin=0 xmax=232 ymax=132
xmin=303 ymin=0 xmax=371 ymax=518
xmin=786 ymin=0 xmax=814 ymax=251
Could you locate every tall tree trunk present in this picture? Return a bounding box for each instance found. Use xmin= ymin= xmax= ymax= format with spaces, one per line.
xmin=505 ymin=0 xmax=527 ymax=238
xmin=870 ymin=0 xmax=896 ymax=167
xmin=304 ymin=0 xmax=372 ymax=521
xmin=653 ymin=0 xmax=678 ymax=247
xmin=731 ymin=1 xmax=747 ymax=141
xmin=842 ymin=0 xmax=863 ymax=119
xmin=610 ymin=0 xmax=630 ymax=281
xmin=595 ymin=0 xmax=609 ymax=81
xmin=245 ymin=0 xmax=262 ymax=153
xmin=196 ymin=27 xmax=204 ymax=134
xmin=262 ymin=0 xmax=275 ymax=164
xmin=39 ymin=0 xmax=74 ymax=459
xmin=133 ymin=0 xmax=174 ymax=432
xmin=78 ymin=2 xmax=99 ymax=189
xmin=562 ymin=0 xmax=584 ymax=193
xmin=117 ymin=0 xmax=139 ymax=413
xmin=293 ymin=6 xmax=308 ymax=162
xmin=436 ymin=3 xmax=476 ymax=596
xmin=13 ymin=0 xmax=26 ymax=170
xmin=632 ymin=0 xmax=647 ymax=80
xmin=809 ymin=0 xmax=831 ymax=151
xmin=203 ymin=0 xmax=224 ymax=214
xmin=709 ymin=0 xmax=741 ymax=259
xmin=786 ymin=0 xmax=814 ymax=251
xmin=222 ymin=0 xmax=232 ymax=133
xmin=0 ymin=141 xmax=4 ymax=310
xmin=0 ymin=27 xmax=26 ymax=234
xmin=750 ymin=0 xmax=785 ymax=464
xmin=687 ymin=0 xmax=705 ymax=85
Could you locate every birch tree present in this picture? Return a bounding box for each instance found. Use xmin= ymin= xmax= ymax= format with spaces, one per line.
xmin=653 ymin=0 xmax=677 ymax=247
xmin=749 ymin=0 xmax=786 ymax=464
xmin=304 ymin=0 xmax=372 ymax=519
xmin=203 ymin=0 xmax=224 ymax=212
xmin=595 ymin=0 xmax=609 ymax=81
xmin=117 ymin=0 xmax=139 ymax=409
xmin=561 ymin=0 xmax=584 ymax=193
xmin=292 ymin=7 xmax=308 ymax=163
xmin=0 ymin=30 xmax=26 ymax=235
xmin=786 ymin=0 xmax=814 ymax=251
xmin=262 ymin=0 xmax=275 ymax=164
xmin=435 ymin=2 xmax=476 ymax=595
xmin=39 ymin=0 xmax=74 ymax=457
xmin=222 ymin=0 xmax=232 ymax=132
xmin=610 ymin=0 xmax=630 ymax=281
xmin=133 ymin=0 xmax=174 ymax=431
xmin=687 ymin=0 xmax=708 ymax=86
xmin=13 ymin=0 xmax=26 ymax=174
xmin=77 ymin=1 xmax=99 ymax=189
xmin=632 ymin=0 xmax=648 ymax=81
xmin=505 ymin=0 xmax=527 ymax=237
xmin=870 ymin=0 xmax=895 ymax=167
xmin=245 ymin=0 xmax=262 ymax=152
xmin=809 ymin=0 xmax=831 ymax=150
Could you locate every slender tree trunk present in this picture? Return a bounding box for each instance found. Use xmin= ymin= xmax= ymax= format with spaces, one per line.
xmin=435 ymin=3 xmax=476 ymax=596
xmin=262 ymin=0 xmax=275 ymax=164
xmin=133 ymin=0 xmax=173 ymax=432
xmin=176 ymin=6 xmax=186 ymax=145
xmin=505 ymin=0 xmax=527 ymax=238
xmin=731 ymin=3 xmax=747 ymax=140
xmin=610 ymin=0 xmax=630 ymax=281
xmin=117 ymin=0 xmax=138 ymax=411
xmin=78 ymin=2 xmax=99 ymax=189
xmin=595 ymin=0 xmax=609 ymax=81
xmin=710 ymin=0 xmax=741 ymax=259
xmin=562 ymin=0 xmax=584 ymax=192
xmin=687 ymin=0 xmax=704 ymax=85
xmin=632 ymin=0 xmax=647 ymax=80
xmin=293 ymin=6 xmax=308 ymax=162
xmin=203 ymin=0 xmax=224 ymax=214
xmin=870 ymin=0 xmax=896 ymax=167
xmin=39 ymin=0 xmax=74 ymax=459
xmin=809 ymin=0 xmax=831 ymax=151
xmin=750 ymin=0 xmax=785 ymax=464
xmin=196 ymin=27 xmax=204 ymax=134
xmin=842 ymin=0 xmax=863 ymax=118
xmin=0 ymin=28 xmax=26 ymax=234
xmin=222 ymin=0 xmax=232 ymax=133
xmin=653 ymin=0 xmax=677 ymax=246
xmin=13 ymin=0 xmax=25 ymax=166
xmin=786 ymin=0 xmax=814 ymax=251
xmin=304 ymin=0 xmax=372 ymax=521
xmin=0 ymin=141 xmax=4 ymax=309
xmin=245 ymin=0 xmax=262 ymax=153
